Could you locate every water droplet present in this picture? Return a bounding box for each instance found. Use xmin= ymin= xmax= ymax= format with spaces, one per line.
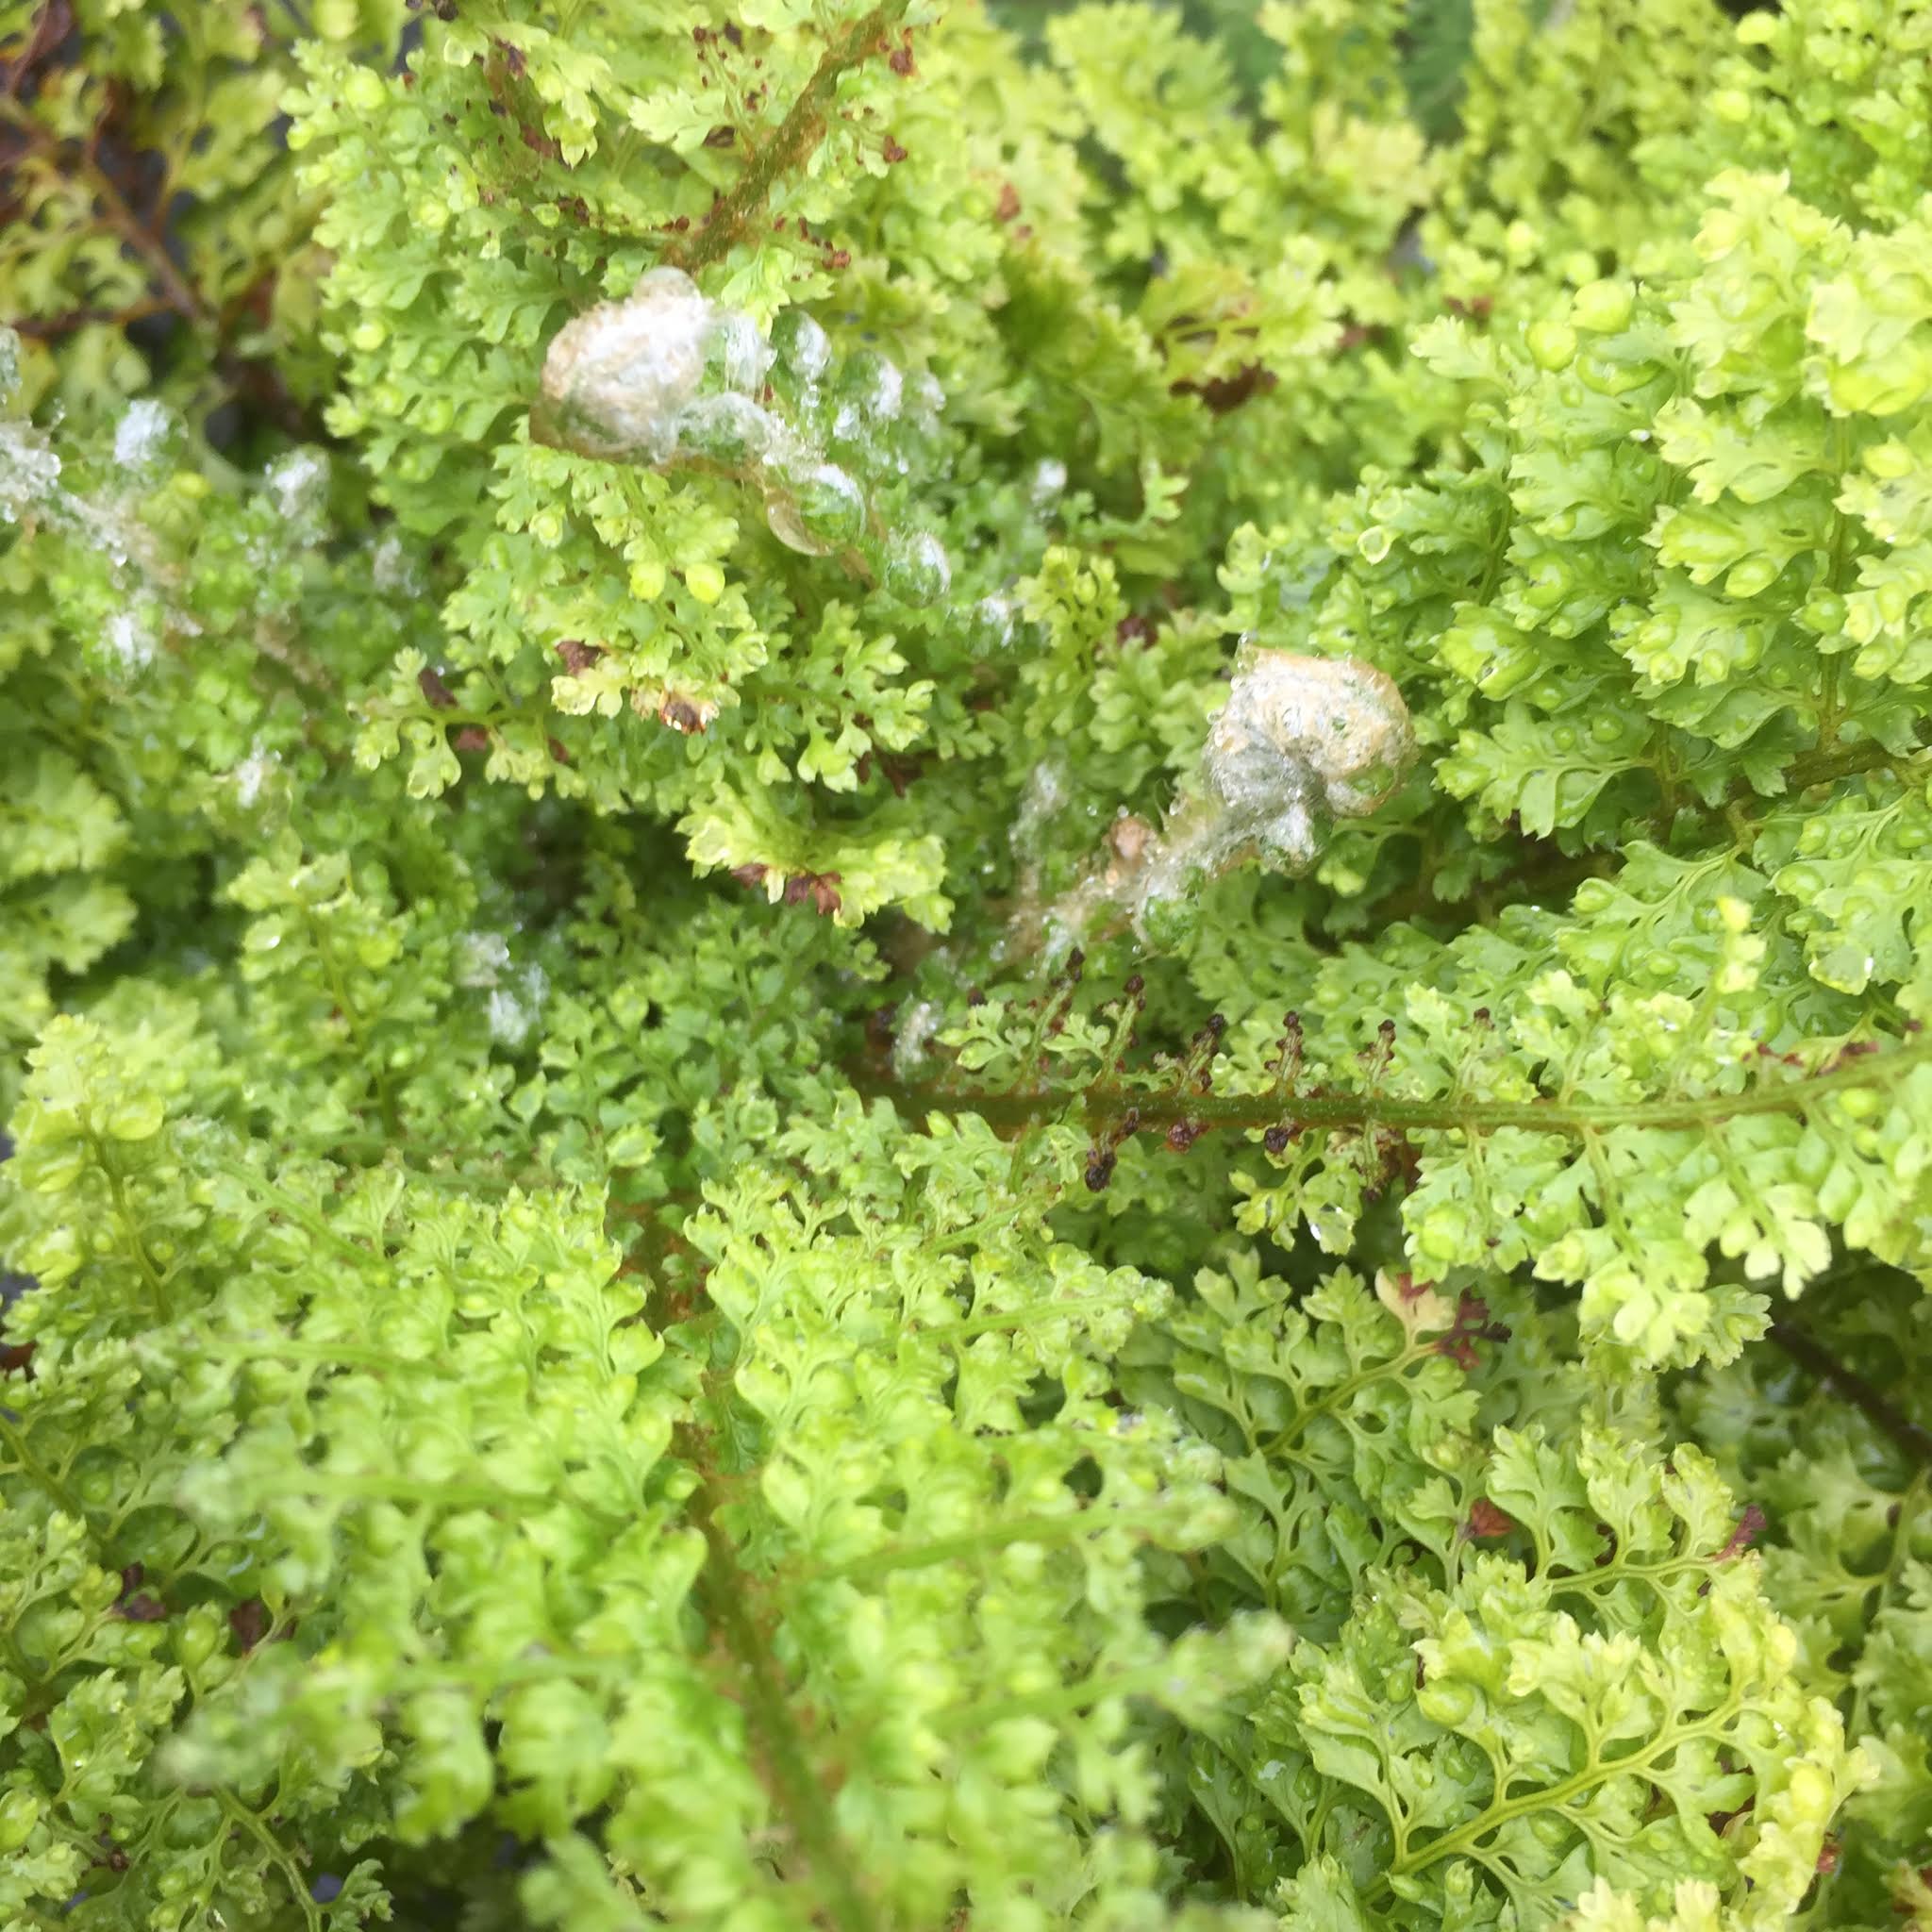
xmin=883 ymin=530 xmax=950 ymax=604
xmin=973 ymin=594 xmax=1017 ymax=652
xmin=487 ymin=986 xmax=537 ymax=1046
xmin=771 ymin=308 xmax=832 ymax=381
xmin=104 ymin=608 xmax=156 ymax=673
xmin=891 ymin=999 xmax=942 ymax=1078
xmin=0 ymin=420 xmax=62 ymax=523
xmin=112 ymin=399 xmax=173 ymax=471
xmin=764 ymin=461 xmax=865 ymax=556
xmin=372 ymin=531 xmax=422 ymax=595
xmin=841 ymin=348 xmax=904 ymax=424
xmin=675 ymin=392 xmax=776 ymax=467
xmin=708 ymin=308 xmax=772 ymax=396
xmin=540 ymin=265 xmax=713 ymax=458
xmin=456 ymin=931 xmax=512 ymax=989
xmin=231 ymin=742 xmax=279 ymax=808
xmin=264 ymin=449 xmax=329 ymax=525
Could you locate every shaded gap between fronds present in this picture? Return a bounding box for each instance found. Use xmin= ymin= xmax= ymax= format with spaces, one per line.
xmin=1767 ymin=1318 xmax=1932 ymax=1469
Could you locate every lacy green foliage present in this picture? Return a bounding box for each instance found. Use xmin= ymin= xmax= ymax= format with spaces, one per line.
xmin=1121 ymin=1263 xmax=1857 ymax=1931
xmin=4 ymin=0 xmax=1932 ymax=1927
xmin=1675 ymin=1264 xmax=1932 ymax=1932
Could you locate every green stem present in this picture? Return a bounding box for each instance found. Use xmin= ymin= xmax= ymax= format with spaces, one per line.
xmin=306 ymin=911 xmax=402 ymax=1137
xmin=1544 ymin=1553 xmax=1710 ymax=1601
xmin=817 ymin=1507 xmax=1098 ymax=1582
xmin=933 ymin=1656 xmax=1186 ymax=1734
xmin=234 ymin=1472 xmax=553 ymax=1507
xmin=93 ymin=1138 xmax=172 ymax=1323
xmin=1260 ymin=1342 xmax=1436 ymax=1458
xmin=865 ymin=1030 xmax=1932 ymax=1149
xmin=1373 ymin=1698 xmax=1745 ymax=1894
xmin=917 ymin=1290 xmax=1137 ymax=1338
xmin=216 ymin=1791 xmax=323 ymax=1932
xmin=1815 ymin=416 xmax=1855 ymax=751
xmin=161 ymin=1335 xmax=408 ymax=1372
xmin=204 ymin=1158 xmax=378 ymax=1269
xmin=300 ymin=1651 xmax=635 ymax=1696
xmin=0 ymin=1411 xmax=88 ymax=1519
xmin=683 ymin=1442 xmax=879 ymax=1932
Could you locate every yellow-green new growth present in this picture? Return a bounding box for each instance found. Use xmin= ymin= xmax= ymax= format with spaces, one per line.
xmin=5 ymin=1 xmax=1932 ymax=1929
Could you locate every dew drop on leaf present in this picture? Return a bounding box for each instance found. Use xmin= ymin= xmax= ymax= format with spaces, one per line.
xmin=883 ymin=530 xmax=951 ymax=604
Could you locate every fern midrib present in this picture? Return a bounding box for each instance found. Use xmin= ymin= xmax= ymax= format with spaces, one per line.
xmin=875 ymin=1029 xmax=1932 ymax=1142
xmin=1260 ymin=1341 xmax=1437 ymax=1458
xmin=662 ymin=0 xmax=910 ymax=279
xmin=819 ymin=1507 xmax=1103 ymax=1581
xmin=681 ymin=1429 xmax=881 ymax=1932
xmin=1376 ymin=1693 xmax=1746 ymax=1890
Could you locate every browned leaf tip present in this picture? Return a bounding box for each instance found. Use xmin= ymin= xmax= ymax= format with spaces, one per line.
xmin=1464 ymin=1498 xmax=1514 ymax=1540
xmin=1713 ymin=1504 xmax=1767 ymax=1562
xmin=554 ymin=638 xmax=604 ymax=674
xmin=417 ymin=665 xmax=458 ymax=709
